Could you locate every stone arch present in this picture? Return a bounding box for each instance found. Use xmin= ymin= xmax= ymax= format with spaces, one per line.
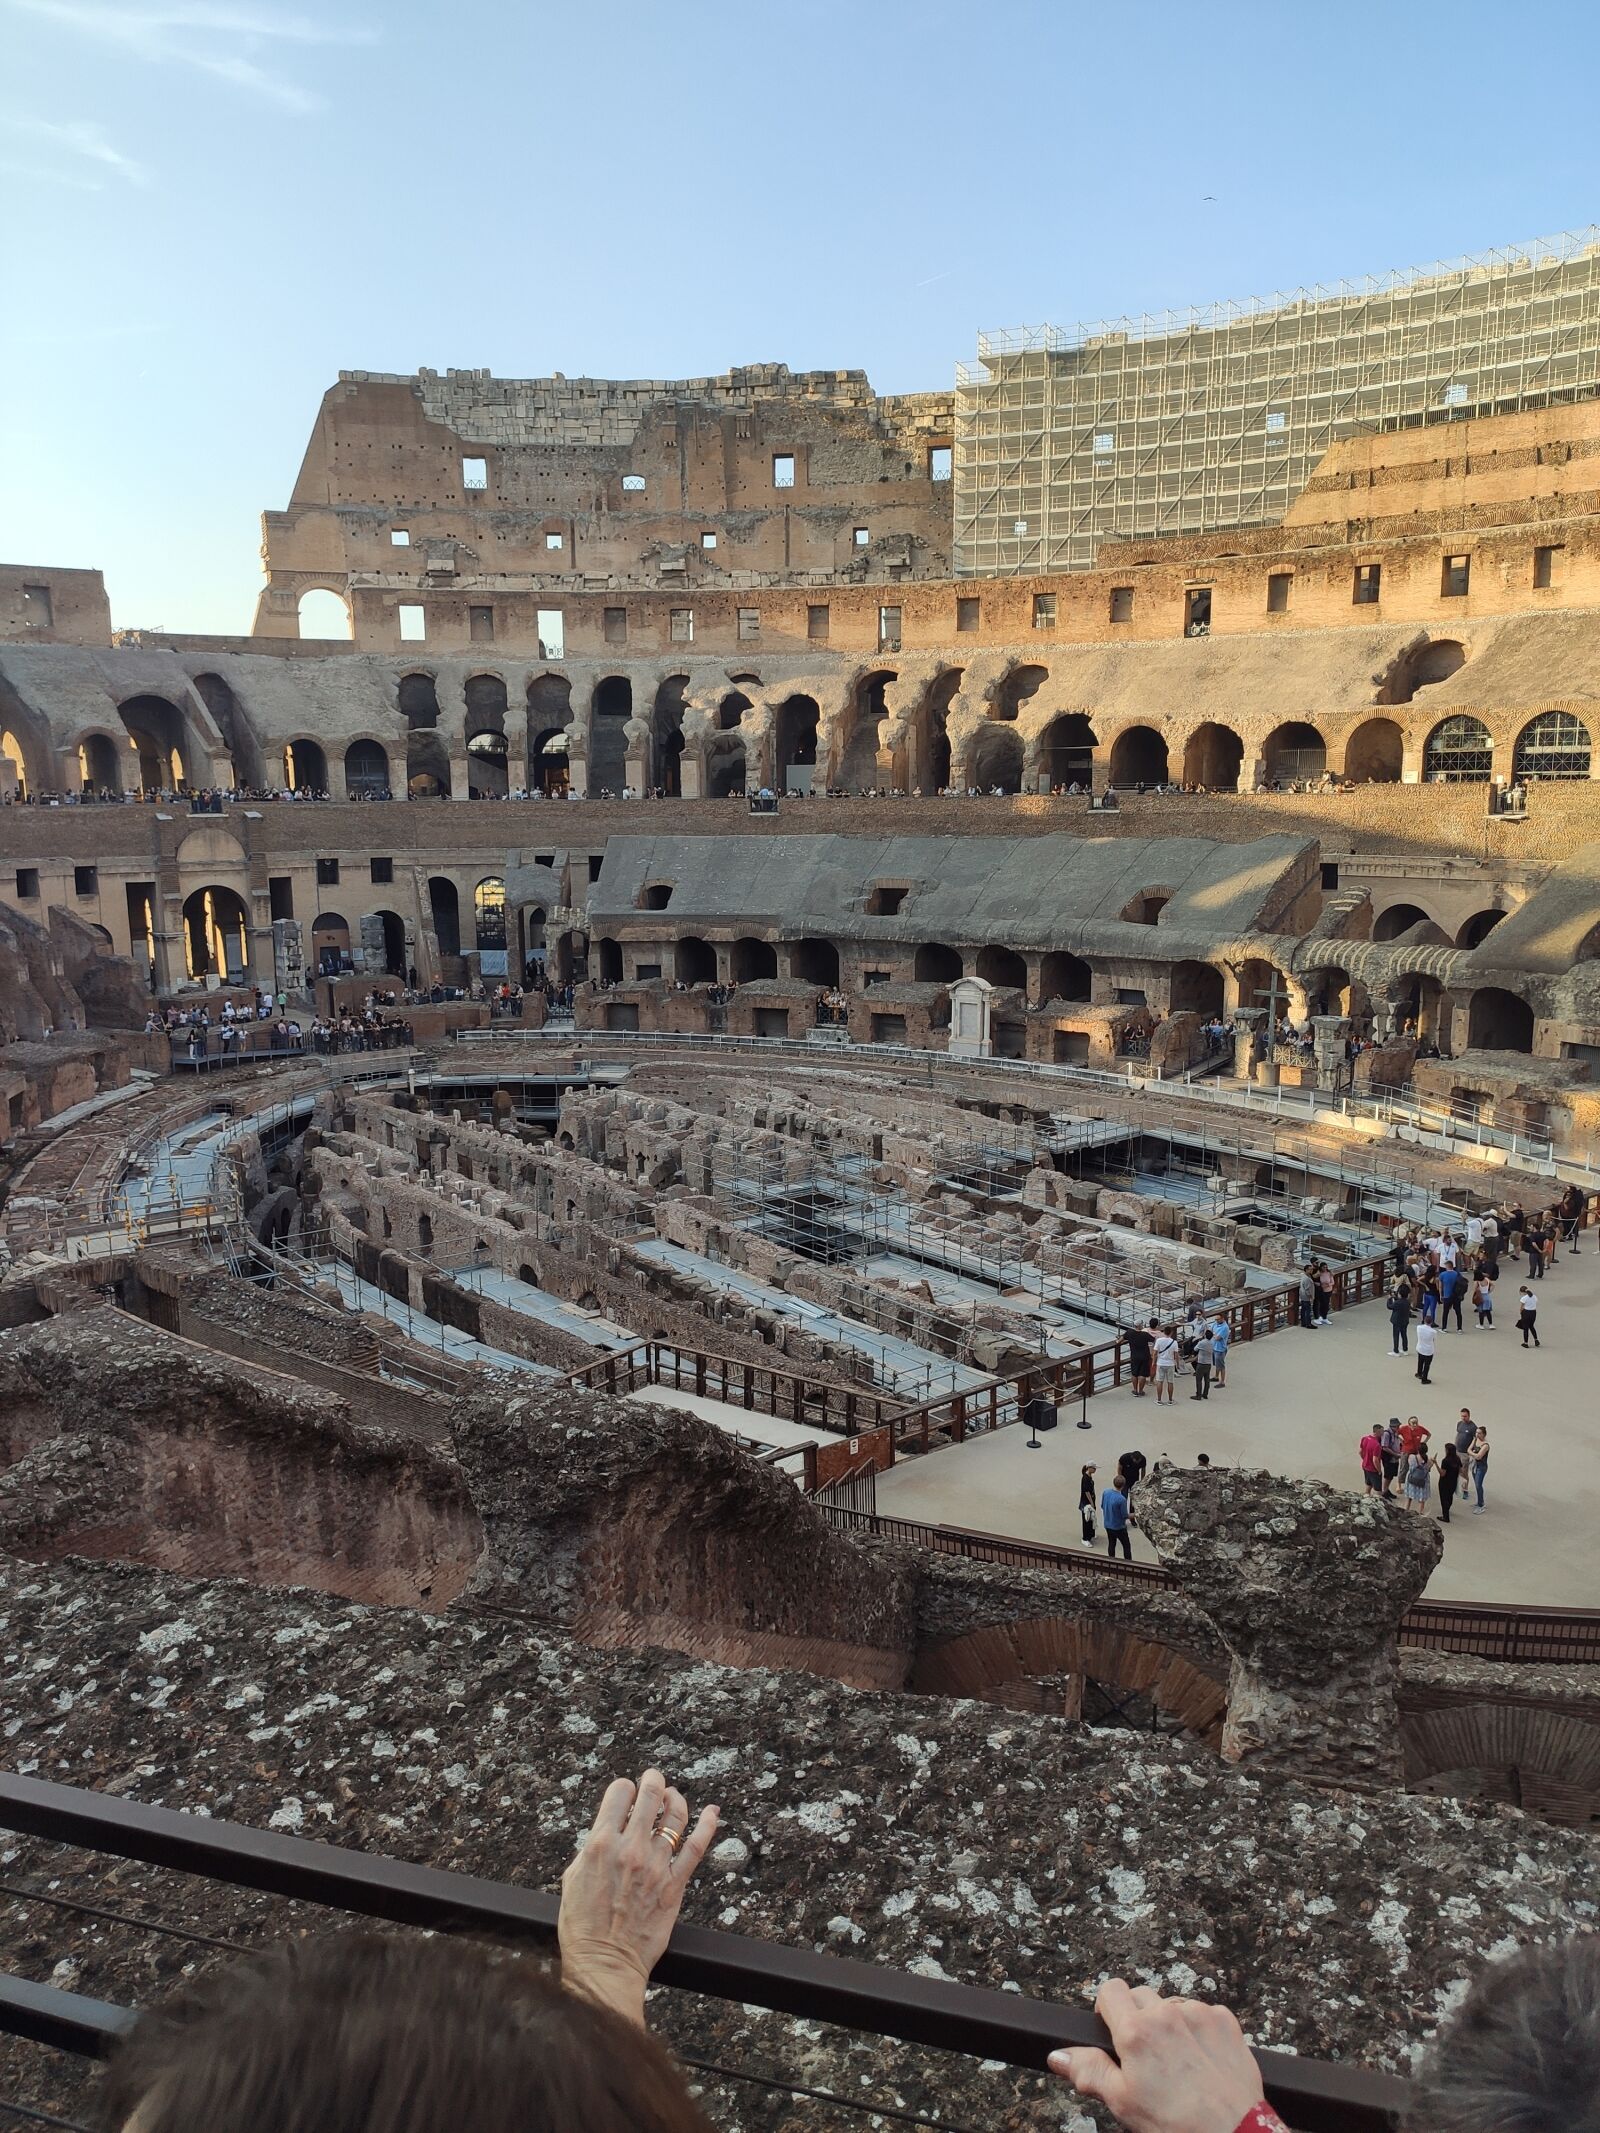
xmin=1423 ymin=714 xmax=1493 ymax=782
xmin=730 ymin=936 xmax=778 ymax=982
xmin=774 ymin=694 xmax=820 ymax=793
xmin=344 ymin=738 xmax=392 ymax=799
xmin=914 ymin=941 xmax=962 ymax=983
xmin=474 ymin=876 xmax=507 ymax=951
xmin=1403 ymin=1704 xmax=1600 ymax=1825
xmin=1377 ymin=637 xmax=1467 ymax=704
xmin=651 ymin=675 xmax=689 ymax=794
xmin=398 ymin=671 xmax=440 ymax=726
xmin=911 ymin=1617 xmax=1226 ymax=1748
xmin=1037 ymin=952 xmax=1091 ymax=1003
xmin=835 ymin=670 xmax=894 ymax=791
xmin=717 ymin=690 xmax=751 ymax=733
xmin=191 ymin=673 xmax=263 ymax=789
xmin=181 ymin=884 xmax=250 ymax=981
xmin=118 ymin=694 xmax=198 ymax=791
xmin=1467 ymin=987 xmax=1534 ymax=1052
xmin=1181 ymin=722 xmax=1243 ymax=792
xmin=297 ymin=588 xmax=352 ymax=640
xmin=0 ymin=684 xmax=58 ymax=798
xmin=1119 ymin=888 xmax=1171 ymax=926
xmin=1513 ymin=709 xmax=1592 ymax=781
xmin=1038 ymin=712 xmax=1097 ymax=789
xmin=1343 ymin=716 xmax=1404 ymax=783
xmin=1373 ymin=901 xmax=1450 ymax=945
xmin=1168 ymin=960 xmax=1224 ymax=1015
xmin=1107 ymin=724 xmax=1169 ymax=787
xmin=676 ymin=936 xmax=717 ymax=985
xmin=968 ymin=722 xmax=1024 ymax=794
xmin=897 ymin=670 xmax=960 ymax=794
xmin=992 ymin=662 xmax=1048 ymax=722
xmin=369 ymin=908 xmax=407 ymax=975
xmin=706 ymin=734 xmax=746 ymax=798
xmin=407 ymin=732 xmax=452 ymax=798
xmin=597 ymin=936 xmax=623 ymax=985
xmin=976 ymin=944 xmax=1026 ymax=989
xmin=1301 ymin=963 xmax=1355 ymax=1016
xmin=75 ymin=730 xmax=124 ymax=793
xmin=792 ymin=937 xmax=839 ymax=986
xmin=589 ymin=676 xmax=632 ymax=796
xmin=283 ymin=736 xmax=328 ymax=791
xmin=1262 ymin=720 xmax=1326 ymax=784
xmin=428 ymin=876 xmax=461 ymax=961
xmin=1457 ymin=908 xmax=1507 ymax=951
xmin=310 ymin=909 xmax=351 ymax=974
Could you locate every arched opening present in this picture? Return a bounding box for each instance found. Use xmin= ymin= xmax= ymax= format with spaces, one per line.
xmin=1040 ymin=713 xmax=1097 ymax=789
xmin=651 ymin=677 xmax=688 ymax=795
xmin=181 ymin=885 xmax=249 ymax=981
xmin=1302 ymin=965 xmax=1353 ymax=1017
xmin=527 ymin=675 xmax=573 ymax=793
xmin=898 ymin=670 xmax=959 ymax=794
xmin=1344 ymin=717 xmax=1404 ymax=784
xmin=1457 ymin=908 xmax=1507 ymax=951
xmin=792 ymin=937 xmax=840 ymax=986
xmin=969 ymin=723 xmax=1024 ymax=794
xmin=1108 ymin=725 xmax=1168 ymax=787
xmin=119 ymin=695 xmax=194 ymax=792
xmin=1389 ymin=974 xmax=1446 ymax=1046
xmin=283 ymin=737 xmax=328 ymax=792
xmin=717 ymin=691 xmax=751 ymax=733
xmin=370 ymin=909 xmax=406 ymax=976
xmin=467 ymin=730 xmax=509 ymax=799
xmin=914 ymin=942 xmax=963 ymax=984
xmin=191 ymin=673 xmax=261 ymax=789
xmin=531 ymin=728 xmax=570 ymax=797
xmin=474 ymin=877 xmax=507 ymax=951
xmin=590 ymin=676 xmax=632 ymax=797
xmin=1168 ymin=961 xmax=1224 ymax=1015
xmin=399 ymin=672 xmax=440 ymax=726
xmin=1378 ymin=638 xmax=1466 ymax=705
xmin=1262 ymin=721 xmax=1326 ymax=784
xmin=76 ymin=732 xmax=122 ymax=793
xmin=345 ymin=739 xmax=391 ymax=799
xmin=407 ymin=733 xmax=451 ymax=798
xmin=1037 ymin=952 xmax=1091 ymax=1003
xmin=676 ymin=936 xmax=717 ymax=985
xmin=1513 ymin=710 xmax=1592 ymax=781
xmin=2 ymin=726 xmax=34 ymax=799
xmin=428 ymin=877 xmax=461 ymax=961
xmin=1119 ymin=889 xmax=1170 ymax=926
xmin=837 ymin=671 xmax=893 ymax=791
xmin=775 ymin=695 xmax=820 ymax=794
xmin=993 ymin=663 xmax=1048 ymax=722
xmin=1467 ymin=988 xmax=1533 ymax=1052
xmin=311 ymin=910 xmax=352 ymax=976
xmin=1181 ymin=723 xmax=1243 ymax=792
xmin=730 ymin=937 xmax=778 ymax=982
xmin=597 ymin=937 xmax=623 ymax=985
xmin=707 ymin=737 xmax=746 ymax=798
xmin=1423 ymin=715 xmax=1493 ymax=783
xmin=976 ymin=945 xmax=1027 ymax=990
xmin=297 ymin=588 xmax=352 ymax=641
xmin=1373 ymin=902 xmax=1448 ymax=945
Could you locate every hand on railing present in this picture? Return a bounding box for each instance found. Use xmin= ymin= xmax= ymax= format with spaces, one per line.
xmin=1050 ymin=1979 xmax=1271 ymax=2133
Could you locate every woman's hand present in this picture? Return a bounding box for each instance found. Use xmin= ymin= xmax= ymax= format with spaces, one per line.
xmin=1049 ymin=1978 xmax=1267 ymax=2133
xmin=558 ymin=1768 xmax=720 ymax=2028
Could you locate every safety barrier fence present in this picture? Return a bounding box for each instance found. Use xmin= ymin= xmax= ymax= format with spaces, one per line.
xmin=0 ymin=1774 xmax=1406 ymax=2133
xmin=564 ymin=1339 xmax=901 ymax=1454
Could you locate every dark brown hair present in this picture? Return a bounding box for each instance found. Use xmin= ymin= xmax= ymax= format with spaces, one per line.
xmin=99 ymin=1931 xmax=714 ymax=2133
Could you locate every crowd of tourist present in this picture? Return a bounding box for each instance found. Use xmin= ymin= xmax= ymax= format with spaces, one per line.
xmin=1359 ymin=1407 xmax=1491 ymax=1522
xmin=1382 ymin=1193 xmax=1582 ymax=1369
xmin=95 ymin=1760 xmax=1600 ymax=2133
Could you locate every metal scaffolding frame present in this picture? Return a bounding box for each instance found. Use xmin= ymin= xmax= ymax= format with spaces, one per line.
xmin=953 ymin=228 xmax=1600 ymax=575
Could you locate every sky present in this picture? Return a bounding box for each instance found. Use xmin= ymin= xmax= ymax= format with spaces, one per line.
xmin=3 ymin=0 xmax=1600 ymax=637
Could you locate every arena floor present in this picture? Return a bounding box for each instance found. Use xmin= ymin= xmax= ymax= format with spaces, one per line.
xmin=875 ymin=1253 xmax=1600 ymax=1606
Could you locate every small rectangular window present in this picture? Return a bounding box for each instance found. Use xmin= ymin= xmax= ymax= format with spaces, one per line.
xmin=700 ymin=531 xmax=717 ymax=549
xmin=866 ymin=885 xmax=906 ymax=916
xmin=462 ymin=456 xmax=488 ymax=490
xmin=636 ymin=963 xmax=662 ymax=981
xmin=469 ymin=604 xmax=495 ymax=642
xmin=603 ymin=606 xmax=627 ymax=645
xmin=772 ymin=453 xmax=795 ymax=489
xmin=670 ymin=608 xmax=694 ymax=643
xmin=1184 ymin=587 xmax=1212 ymax=635
xmin=316 ymin=858 xmax=340 ymax=886
xmin=1441 ymin=382 xmax=1468 ymax=408
xmin=398 ymin=603 xmax=426 ymax=642
xmin=878 ymin=604 xmax=902 ymax=652
xmin=1032 ymin=592 xmax=1057 ymax=630
xmin=15 ymin=868 xmax=39 ymax=898
xmin=619 ymin=474 xmax=647 ymax=495
xmin=1533 ymin=543 xmax=1564 ymax=590
xmin=1266 ymin=572 xmax=1292 ymax=614
xmin=1441 ymin=554 xmax=1470 ymax=599
xmin=587 ymin=855 xmax=603 ymax=883
xmin=390 ymin=529 xmax=410 ymax=547
xmin=807 ymin=603 xmax=830 ymax=642
xmin=1109 ymin=585 xmax=1134 ymax=623
xmin=1012 ymin=518 xmax=1029 ymax=536
xmin=737 ymin=607 xmax=761 ymax=642
xmin=73 ymin=864 xmax=97 ymax=896
xmin=544 ymin=531 xmax=563 ymax=550
xmin=1265 ymin=409 xmax=1287 ymax=434
xmin=853 ymin=526 xmax=869 ymax=547
xmin=21 ymin=583 xmax=52 ymax=626
xmin=864 ymin=969 xmax=890 ymax=988
xmin=370 ymin=857 xmax=394 ymax=885
xmin=1353 ymin=563 xmax=1382 ymax=605
xmin=269 ymin=876 xmax=293 ymax=921
xmin=928 ymin=445 xmax=952 ymax=481
xmin=956 ymin=596 xmax=981 ymax=632
xmin=536 ymin=608 xmax=565 ymax=659
xmin=1092 ymin=430 xmax=1114 ymax=455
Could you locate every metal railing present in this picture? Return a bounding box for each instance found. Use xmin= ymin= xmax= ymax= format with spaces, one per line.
xmin=0 ymin=1773 xmax=1407 ymax=2133
xmin=565 ymin=1339 xmax=901 ymax=1442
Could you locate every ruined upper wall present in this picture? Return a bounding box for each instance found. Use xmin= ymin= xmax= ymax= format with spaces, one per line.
xmin=255 ymin=365 xmax=956 ymax=636
xmin=0 ymin=565 xmax=111 ymax=648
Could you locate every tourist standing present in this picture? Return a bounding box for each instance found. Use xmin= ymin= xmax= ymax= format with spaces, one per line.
xmin=1472 ymin=1267 xmax=1495 ymax=1329
xmin=1517 ymin=1284 xmax=1541 ymax=1348
xmin=1453 ymin=1408 xmax=1477 ymax=1466
xmin=1560 ymin=1181 xmax=1584 ymax=1254
xmin=1469 ymin=1425 xmax=1490 ymax=1513
xmin=1358 ymin=1427 xmax=1385 ymax=1495
xmin=1415 ymin=1316 xmax=1438 ymax=1384
xmin=1379 ymin=1417 xmax=1403 ymax=1498
xmin=1315 ymin=1261 xmax=1334 ymax=1325
xmin=1403 ymin=1447 xmax=1434 ymax=1515
xmin=1101 ymin=1475 xmax=1132 ymax=1561
xmin=1439 ymin=1263 xmax=1466 ymax=1333
xmin=1438 ymin=1442 xmax=1463 ymax=1523
xmin=1078 ymin=1464 xmax=1098 ymax=1548
xmin=1189 ymin=1333 xmax=1212 ymax=1401
xmin=1298 ymin=1266 xmax=1315 ymax=1330
xmin=1388 ymin=1279 xmax=1413 ymax=1356
xmin=1152 ymin=1326 xmax=1179 ymax=1405
xmin=1126 ymin=1320 xmax=1153 ymax=1398
xmin=1526 ymin=1220 xmax=1546 ymax=1281
xmin=1209 ymin=1314 xmax=1230 ymax=1389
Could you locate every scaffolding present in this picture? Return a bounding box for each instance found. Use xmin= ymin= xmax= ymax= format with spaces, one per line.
xmin=953 ymin=227 xmax=1600 ymax=575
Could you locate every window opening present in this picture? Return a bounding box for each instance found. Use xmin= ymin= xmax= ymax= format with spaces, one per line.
xmin=1266 ymin=572 xmax=1291 ymax=614
xmin=928 ymin=446 xmax=952 ymax=481
xmin=772 ymin=454 xmax=795 ymax=488
xmin=957 ymin=597 xmax=980 ymax=632
xmin=1441 ymin=554 xmax=1471 ymax=599
xmin=398 ymin=604 xmax=425 ymax=642
xmin=1109 ymin=585 xmax=1134 ymax=623
xmin=670 ymin=608 xmax=694 ymax=644
xmin=1032 ymin=592 xmax=1056 ymax=630
xmin=536 ymin=609 xmax=565 ymax=659
xmin=462 ymin=456 xmax=487 ymax=490
xmin=390 ymin=529 xmax=410 ymax=547
xmin=1353 ymin=563 xmax=1381 ymax=605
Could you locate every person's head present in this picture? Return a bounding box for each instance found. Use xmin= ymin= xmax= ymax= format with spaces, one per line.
xmin=101 ymin=1933 xmax=713 ymax=2133
xmin=1196 ymin=1452 xmax=1211 ymax=1468
xmin=1082 ymin=1463 xmax=1096 ymax=1480
xmin=1460 ymin=1408 xmax=1472 ymax=1424
xmin=1406 ymin=1934 xmax=1600 ymax=2133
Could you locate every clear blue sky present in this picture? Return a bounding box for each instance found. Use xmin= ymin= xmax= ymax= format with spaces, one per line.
xmin=3 ymin=0 xmax=1598 ymax=636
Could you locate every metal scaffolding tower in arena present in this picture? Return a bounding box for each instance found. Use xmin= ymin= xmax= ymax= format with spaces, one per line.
xmin=952 ymin=228 xmax=1600 ymax=576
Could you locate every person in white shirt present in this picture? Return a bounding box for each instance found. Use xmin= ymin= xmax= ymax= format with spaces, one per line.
xmin=1152 ymin=1328 xmax=1179 ymax=1405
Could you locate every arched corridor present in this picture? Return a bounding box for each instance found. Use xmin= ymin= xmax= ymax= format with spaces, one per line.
xmin=1263 ymin=721 xmax=1326 ymax=784
xmin=651 ymin=677 xmax=689 ymax=794
xmin=969 ymin=723 xmax=1023 ymax=794
xmin=914 ymin=942 xmax=962 ymax=983
xmin=76 ymin=732 xmax=122 ymax=793
xmin=119 ymin=696 xmax=195 ymax=792
xmin=1344 ymin=717 xmax=1404 ymax=783
xmin=1467 ymin=988 xmax=1534 ymax=1052
xmin=345 ymin=739 xmax=391 ymax=799
xmin=297 ymin=589 xmax=352 ymax=640
xmin=1039 ymin=713 xmax=1096 ymax=790
xmin=1108 ymin=725 xmax=1168 ymax=787
xmin=590 ymin=676 xmax=633 ymax=796
xmin=182 ymin=885 xmax=250 ymax=980
xmin=775 ymin=695 xmax=820 ymax=794
xmin=283 ymin=737 xmax=328 ymax=792
xmin=1182 ymin=723 xmax=1243 ymax=792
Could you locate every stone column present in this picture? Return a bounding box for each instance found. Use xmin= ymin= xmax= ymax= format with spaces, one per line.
xmin=1137 ymin=1468 xmax=1440 ymax=1790
xmin=1311 ymin=1013 xmax=1351 ymax=1092
xmin=1230 ymin=1008 xmax=1265 ymax=1080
